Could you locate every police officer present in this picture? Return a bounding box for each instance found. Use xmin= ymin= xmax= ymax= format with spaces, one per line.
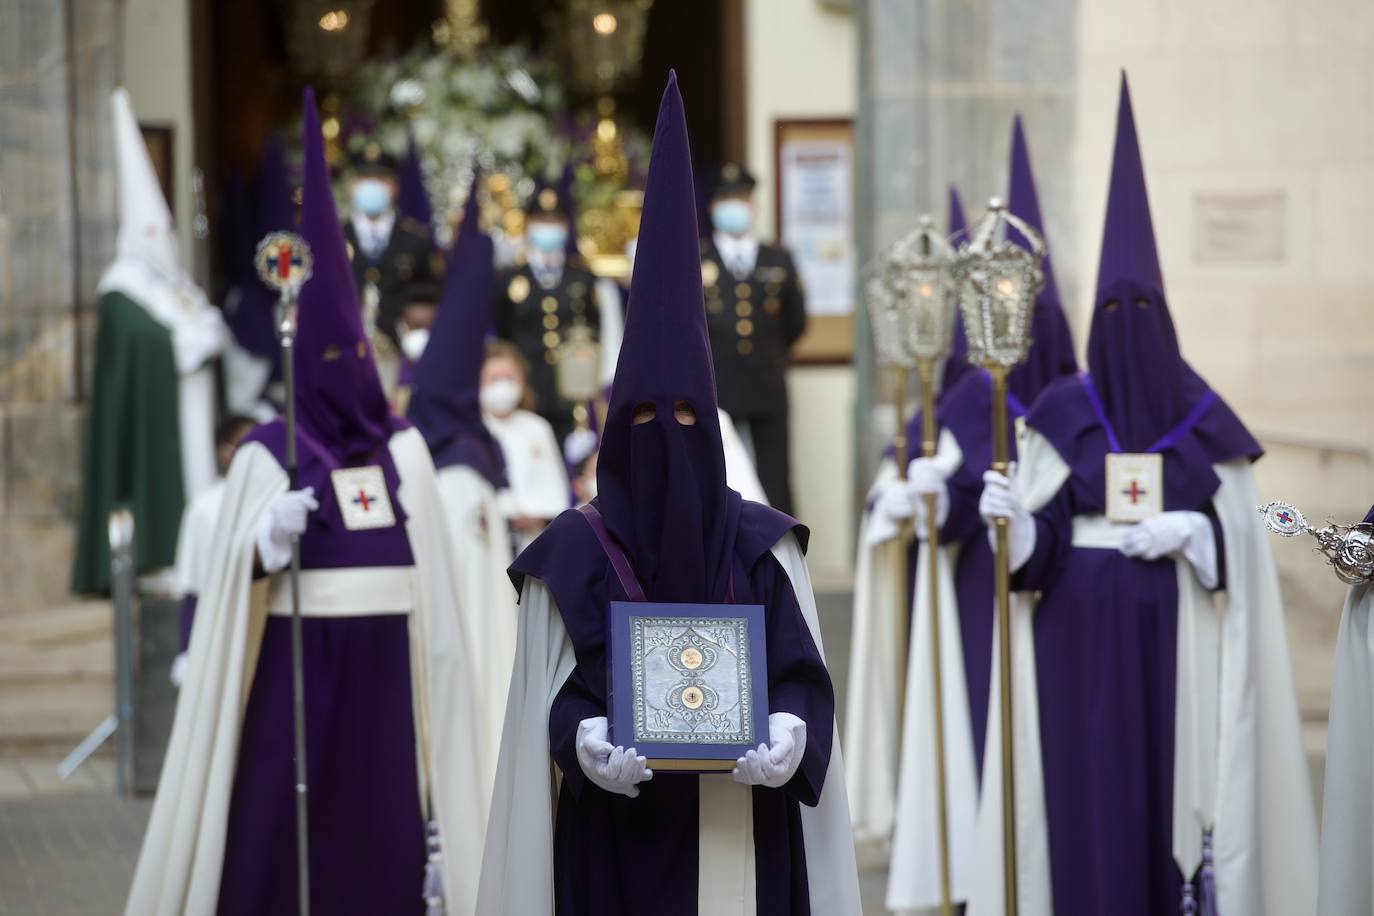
xmin=491 ymin=184 xmax=601 ymax=448
xmin=700 ymin=163 xmax=806 ymax=514
xmin=342 ymin=144 xmax=442 ymax=361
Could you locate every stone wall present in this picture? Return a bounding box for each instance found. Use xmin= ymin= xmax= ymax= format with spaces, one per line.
xmin=856 ymin=0 xmax=1080 ymax=482
xmin=0 ymin=0 xmax=118 ymax=615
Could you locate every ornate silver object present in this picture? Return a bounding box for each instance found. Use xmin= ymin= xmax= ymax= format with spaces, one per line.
xmin=864 ymin=248 xmax=914 ymax=370
xmin=1259 ymin=500 xmax=1374 ymax=585
xmin=890 ymin=215 xmax=960 ymax=363
xmin=255 ymin=231 xmax=314 ymax=341
xmin=951 ymin=197 xmax=1045 ymax=370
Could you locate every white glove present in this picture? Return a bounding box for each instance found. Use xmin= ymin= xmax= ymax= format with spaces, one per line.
xmin=563 ymin=427 xmax=600 ymax=466
xmin=1120 ymin=511 xmax=1218 ymax=589
xmin=732 ymin=712 xmax=807 ymax=788
xmin=172 ymin=307 xmax=228 ymax=374
xmin=255 ymin=487 xmax=319 ymax=574
xmin=865 ymin=478 xmax=917 ymax=545
xmin=979 ymin=469 xmax=1036 ymax=573
xmin=575 ymin=716 xmax=653 ymax=798
xmin=906 ymin=457 xmax=950 ymax=538
xmin=169 ymin=652 xmax=188 ymax=687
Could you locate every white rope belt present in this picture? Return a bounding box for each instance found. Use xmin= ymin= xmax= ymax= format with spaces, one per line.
xmin=1071 ymin=515 xmax=1131 ymax=550
xmin=267 ymin=566 xmax=416 ymax=617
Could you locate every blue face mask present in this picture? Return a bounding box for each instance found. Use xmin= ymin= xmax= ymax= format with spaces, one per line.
xmin=527 ymin=222 xmax=569 ymax=253
xmin=351 ymin=179 xmax=392 ymax=218
xmin=711 ymin=199 xmax=752 ymax=236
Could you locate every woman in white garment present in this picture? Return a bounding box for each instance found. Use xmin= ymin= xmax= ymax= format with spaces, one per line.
xmin=481 ymin=339 xmax=571 ymax=552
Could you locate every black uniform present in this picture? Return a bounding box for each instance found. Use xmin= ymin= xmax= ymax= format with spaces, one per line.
xmin=344 ymin=215 xmax=442 ymax=351
xmin=700 ymin=237 xmax=806 ymax=514
xmin=492 ymin=262 xmax=601 ymax=446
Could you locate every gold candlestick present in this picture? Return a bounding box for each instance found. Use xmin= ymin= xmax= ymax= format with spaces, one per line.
xmin=989 ymin=362 xmax=1017 ymax=916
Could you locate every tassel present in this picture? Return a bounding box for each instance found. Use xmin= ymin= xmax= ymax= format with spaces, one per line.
xmin=1199 ymin=827 xmax=1219 ymax=916
xmin=423 ymin=819 xmax=445 ymax=916
xmin=1180 ymin=880 xmax=1197 ymax=916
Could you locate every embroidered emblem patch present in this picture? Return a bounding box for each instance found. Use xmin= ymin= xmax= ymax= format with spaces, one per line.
xmin=1105 ymin=452 xmax=1163 ymax=524
xmin=330 ymin=465 xmax=397 ymax=531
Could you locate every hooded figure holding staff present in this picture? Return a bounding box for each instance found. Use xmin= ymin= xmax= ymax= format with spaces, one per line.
xmin=124 ymin=88 xmax=487 ymax=916
xmin=476 ymin=71 xmax=862 ymax=916
xmin=969 ymin=76 xmax=1316 ymax=916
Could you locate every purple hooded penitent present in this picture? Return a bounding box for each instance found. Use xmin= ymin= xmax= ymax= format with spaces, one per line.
xmin=1012 ymin=75 xmax=1260 ymax=916
xmin=219 ymin=89 xmax=425 ymax=915
xmin=407 ymin=176 xmax=507 ymax=488
xmin=397 ymin=129 xmax=433 ymax=230
xmin=507 ymin=72 xmax=834 ymax=914
xmin=897 ymin=117 xmax=1081 ymax=774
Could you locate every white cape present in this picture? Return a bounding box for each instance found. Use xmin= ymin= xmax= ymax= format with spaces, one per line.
xmin=125 ymin=428 xmax=488 ymax=916
xmin=475 ymin=531 xmax=863 ymax=914
xmin=966 ymin=430 xmax=1317 ymax=916
xmin=886 ymin=431 xmax=979 ymax=911
xmin=435 ymin=463 xmax=516 ymax=796
xmin=1319 ymin=579 xmax=1374 ymax=914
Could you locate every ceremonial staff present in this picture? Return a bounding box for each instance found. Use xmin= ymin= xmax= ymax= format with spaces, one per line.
xmin=895 ymin=216 xmax=961 ymax=916
xmin=865 ymin=251 xmax=915 ymax=752
xmin=1261 ymin=501 xmax=1374 ymax=585
xmin=255 ymin=231 xmax=315 ymax=916
xmin=952 ymin=198 xmax=1046 ymax=916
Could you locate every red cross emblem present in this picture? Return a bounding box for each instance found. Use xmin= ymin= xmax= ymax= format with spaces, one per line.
xmin=1122 ymin=479 xmax=1148 ymax=505
xmin=353 ymin=489 xmax=378 ymax=512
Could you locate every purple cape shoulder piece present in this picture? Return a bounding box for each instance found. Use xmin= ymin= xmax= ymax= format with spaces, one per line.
xmin=1027 ymin=371 xmax=1262 ymax=514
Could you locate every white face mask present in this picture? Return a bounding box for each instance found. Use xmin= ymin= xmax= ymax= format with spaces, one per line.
xmin=480 ymin=378 xmax=523 ymax=416
xmin=400 ymin=327 xmax=430 ymax=362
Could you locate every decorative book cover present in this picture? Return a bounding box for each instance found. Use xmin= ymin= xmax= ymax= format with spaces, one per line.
xmin=608 ymin=601 xmax=769 ymax=772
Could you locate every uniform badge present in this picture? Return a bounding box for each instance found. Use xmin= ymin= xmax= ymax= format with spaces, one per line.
xmin=1105 ymin=453 xmax=1163 ymax=524
xmin=508 ymin=274 xmax=530 ymax=303
xmin=701 ymin=260 xmax=719 ymax=288
xmin=330 ymin=465 xmax=397 ymax=531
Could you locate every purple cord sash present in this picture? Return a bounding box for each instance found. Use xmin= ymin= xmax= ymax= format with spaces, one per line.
xmin=578 ymin=502 xmax=735 ymax=604
xmin=1079 ymin=373 xmax=1217 ymax=454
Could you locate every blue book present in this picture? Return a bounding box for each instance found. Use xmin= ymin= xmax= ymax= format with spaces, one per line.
xmin=608 ymin=601 xmax=770 ymax=772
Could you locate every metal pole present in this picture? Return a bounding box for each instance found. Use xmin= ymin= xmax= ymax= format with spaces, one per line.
xmin=890 ymin=364 xmax=910 ymax=747
xmin=108 ymin=508 xmax=136 ymax=796
xmin=279 ymin=284 xmax=311 ymax=916
xmin=918 ymin=358 xmax=954 ymax=916
xmin=989 ymin=363 xmax=1018 ymax=916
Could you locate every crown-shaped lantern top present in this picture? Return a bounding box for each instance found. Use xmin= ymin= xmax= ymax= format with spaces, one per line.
xmin=866 ymin=246 xmax=915 ymax=370
xmin=953 ymin=198 xmax=1046 ymax=371
xmin=890 ymin=215 xmax=959 ymax=364
xmin=1260 ymin=500 xmax=1374 ymax=586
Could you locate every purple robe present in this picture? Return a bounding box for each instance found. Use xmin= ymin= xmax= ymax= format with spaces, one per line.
xmin=1017 ymin=373 xmax=1259 ymax=915
xmin=511 ymin=497 xmax=834 ymax=915
xmin=216 ymin=430 xmax=424 ymax=916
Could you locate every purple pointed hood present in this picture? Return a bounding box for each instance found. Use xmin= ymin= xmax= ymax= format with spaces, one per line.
xmin=596 ymin=71 xmax=735 ymax=602
xmin=397 ymin=129 xmax=433 ymax=229
xmin=1005 ymin=114 xmax=1078 ymax=406
xmin=408 ymin=175 xmax=507 ymax=488
xmin=1086 ymin=75 xmax=1190 ymax=451
xmin=941 ymin=186 xmax=972 ymax=395
xmin=295 ymin=87 xmax=403 ymax=464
